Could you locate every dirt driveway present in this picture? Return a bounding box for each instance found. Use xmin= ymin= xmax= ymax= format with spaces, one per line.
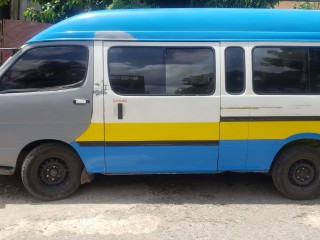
xmin=1 ymin=173 xmax=320 ymax=239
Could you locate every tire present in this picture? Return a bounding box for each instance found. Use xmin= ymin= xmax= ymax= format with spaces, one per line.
xmin=272 ymin=145 xmax=320 ymax=200
xmin=21 ymin=143 xmax=83 ymax=201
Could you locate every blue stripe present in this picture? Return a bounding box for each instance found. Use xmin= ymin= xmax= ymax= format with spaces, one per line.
xmin=246 ymin=140 xmax=283 ymax=171
xmin=105 ymin=145 xmax=218 ymax=174
xmin=218 ymin=140 xmax=247 ymax=171
xmin=71 ymin=142 xmax=105 ymax=174
xmin=220 ymin=133 xmax=320 ymax=172
xmin=71 ymin=142 xmax=218 ymax=174
xmin=219 ymin=140 xmax=282 ymax=172
xmin=71 ymin=133 xmax=320 ymax=174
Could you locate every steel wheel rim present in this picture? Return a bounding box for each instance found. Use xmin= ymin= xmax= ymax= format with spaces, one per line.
xmin=38 ymin=158 xmax=69 ymax=186
xmin=288 ymin=159 xmax=317 ymax=187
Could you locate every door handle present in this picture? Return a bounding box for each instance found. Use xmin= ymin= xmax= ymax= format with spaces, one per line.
xmin=73 ymin=99 xmax=90 ymax=105
xmin=118 ymin=103 xmax=123 ymax=120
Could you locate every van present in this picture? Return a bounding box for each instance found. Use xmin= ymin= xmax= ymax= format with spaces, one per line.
xmin=1 ymin=8 xmax=320 ymax=200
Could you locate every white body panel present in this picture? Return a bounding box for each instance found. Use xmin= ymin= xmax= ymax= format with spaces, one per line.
xmin=92 ymin=41 xmax=104 ymax=123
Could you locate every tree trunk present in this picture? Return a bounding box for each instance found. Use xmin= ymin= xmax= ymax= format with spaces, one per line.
xmin=10 ymin=0 xmax=19 ymax=19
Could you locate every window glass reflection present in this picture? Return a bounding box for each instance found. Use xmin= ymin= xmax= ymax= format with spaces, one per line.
xmin=253 ymin=47 xmax=308 ymax=94
xmin=225 ymin=47 xmax=245 ymax=94
xmin=166 ymin=48 xmax=215 ymax=95
xmin=108 ymin=47 xmax=165 ymax=94
xmin=1 ymin=46 xmax=88 ymax=92
xmin=108 ymin=47 xmax=215 ymax=96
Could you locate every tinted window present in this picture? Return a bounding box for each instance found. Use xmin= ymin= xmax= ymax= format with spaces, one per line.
xmin=108 ymin=47 xmax=165 ymax=95
xmin=166 ymin=48 xmax=215 ymax=95
xmin=225 ymin=47 xmax=245 ymax=94
xmin=108 ymin=47 xmax=215 ymax=95
xmin=309 ymin=48 xmax=320 ymax=93
xmin=253 ymin=47 xmax=314 ymax=94
xmin=0 ymin=46 xmax=88 ymax=92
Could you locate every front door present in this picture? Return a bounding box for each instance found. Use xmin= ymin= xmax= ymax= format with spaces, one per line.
xmin=103 ymin=41 xmax=220 ymax=174
xmin=0 ymin=42 xmax=93 ymax=169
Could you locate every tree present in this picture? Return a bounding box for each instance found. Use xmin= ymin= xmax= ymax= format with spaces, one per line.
xmin=24 ymin=0 xmax=280 ymax=24
xmin=190 ymin=0 xmax=279 ymax=8
xmin=106 ymin=0 xmax=194 ymax=9
xmin=107 ymin=0 xmax=150 ymax=9
xmin=0 ymin=0 xmax=10 ymax=6
xmin=294 ymin=2 xmax=320 ymax=10
xmin=24 ymin=0 xmax=113 ymax=23
xmin=145 ymin=0 xmax=191 ymax=8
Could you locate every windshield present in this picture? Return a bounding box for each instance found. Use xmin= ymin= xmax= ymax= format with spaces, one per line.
xmin=0 ymin=47 xmax=22 ymax=74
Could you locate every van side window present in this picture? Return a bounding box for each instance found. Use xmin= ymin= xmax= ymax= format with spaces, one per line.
xmin=108 ymin=47 xmax=215 ymax=95
xmin=309 ymin=48 xmax=320 ymax=93
xmin=0 ymin=46 xmax=88 ymax=93
xmin=108 ymin=47 xmax=165 ymax=95
xmin=253 ymin=47 xmax=320 ymax=94
xmin=225 ymin=47 xmax=245 ymax=94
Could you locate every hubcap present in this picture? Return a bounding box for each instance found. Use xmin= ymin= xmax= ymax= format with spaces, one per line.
xmin=289 ymin=160 xmax=316 ymax=187
xmin=39 ymin=158 xmax=68 ymax=186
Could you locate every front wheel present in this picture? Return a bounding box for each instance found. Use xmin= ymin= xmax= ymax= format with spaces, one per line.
xmin=21 ymin=143 xmax=83 ymax=201
xmin=272 ymin=145 xmax=320 ymax=200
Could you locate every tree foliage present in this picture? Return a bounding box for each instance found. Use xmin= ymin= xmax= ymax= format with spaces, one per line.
xmin=25 ymin=0 xmax=112 ymax=23
xmin=0 ymin=0 xmax=10 ymax=6
xmin=190 ymin=0 xmax=279 ymax=8
xmin=24 ymin=0 xmax=280 ymax=23
xmin=107 ymin=0 xmax=150 ymax=9
xmin=294 ymin=2 xmax=320 ymax=10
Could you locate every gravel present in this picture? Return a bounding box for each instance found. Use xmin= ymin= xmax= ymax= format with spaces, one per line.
xmin=1 ymin=172 xmax=320 ymax=239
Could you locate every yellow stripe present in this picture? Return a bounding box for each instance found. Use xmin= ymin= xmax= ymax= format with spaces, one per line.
xmin=221 ymin=121 xmax=320 ymax=140
xmin=76 ymin=122 xmax=219 ymax=142
xmin=220 ymin=122 xmax=248 ymax=140
xmin=249 ymin=121 xmax=320 ymax=140
xmin=76 ymin=121 xmax=320 ymax=142
xmin=106 ymin=122 xmax=220 ymax=141
xmin=76 ymin=123 xmax=104 ymax=142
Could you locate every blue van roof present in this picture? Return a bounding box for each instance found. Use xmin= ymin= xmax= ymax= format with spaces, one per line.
xmin=28 ymin=8 xmax=320 ymax=43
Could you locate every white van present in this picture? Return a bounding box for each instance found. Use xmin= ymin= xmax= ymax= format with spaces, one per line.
xmin=1 ymin=8 xmax=320 ymax=200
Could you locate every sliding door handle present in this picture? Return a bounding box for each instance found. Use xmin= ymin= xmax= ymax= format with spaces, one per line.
xmin=118 ymin=103 xmax=123 ymax=120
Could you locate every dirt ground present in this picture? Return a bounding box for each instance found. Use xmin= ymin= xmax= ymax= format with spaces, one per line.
xmin=1 ymin=172 xmax=320 ymax=240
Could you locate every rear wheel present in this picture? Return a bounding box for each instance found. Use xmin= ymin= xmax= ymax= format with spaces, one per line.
xmin=21 ymin=143 xmax=83 ymax=201
xmin=272 ymin=145 xmax=320 ymax=200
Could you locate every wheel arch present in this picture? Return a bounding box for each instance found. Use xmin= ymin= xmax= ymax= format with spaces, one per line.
xmin=270 ymin=138 xmax=320 ymax=173
xmin=16 ymin=139 xmax=84 ymax=171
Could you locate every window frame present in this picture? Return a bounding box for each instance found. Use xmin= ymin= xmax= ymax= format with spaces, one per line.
xmin=0 ymin=45 xmax=89 ymax=94
xmin=225 ymin=46 xmax=246 ymax=95
xmin=107 ymin=46 xmax=216 ymax=96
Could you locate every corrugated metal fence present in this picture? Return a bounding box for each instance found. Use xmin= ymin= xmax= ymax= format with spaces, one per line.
xmin=0 ymin=19 xmax=51 ymax=65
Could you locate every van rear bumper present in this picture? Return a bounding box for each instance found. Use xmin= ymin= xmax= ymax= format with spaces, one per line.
xmin=0 ymin=166 xmax=15 ymax=175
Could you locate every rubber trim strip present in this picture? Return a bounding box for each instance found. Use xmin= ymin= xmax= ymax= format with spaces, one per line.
xmin=220 ymin=116 xmax=320 ymax=122
xmin=77 ymin=140 xmax=219 ymax=147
